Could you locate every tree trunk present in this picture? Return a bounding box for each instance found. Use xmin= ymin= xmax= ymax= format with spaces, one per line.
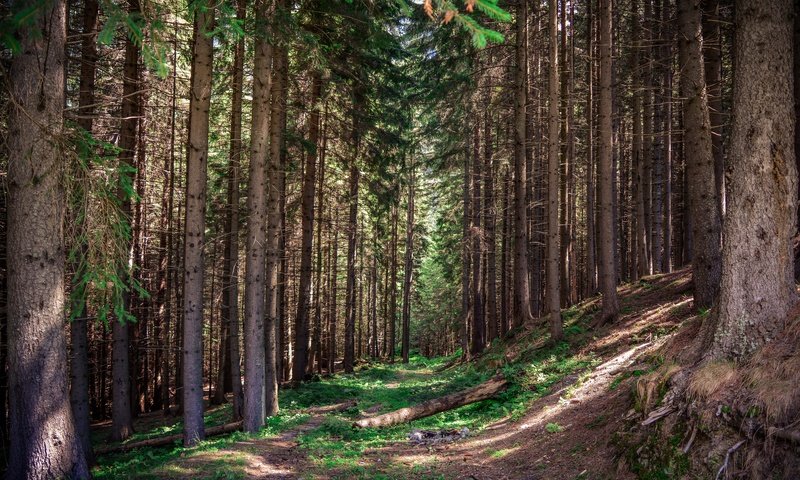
xmin=243 ymin=0 xmax=272 ymax=431
xmin=703 ymin=0 xmax=725 ymax=221
xmin=70 ymin=0 xmax=99 ymax=464
xmin=514 ymin=1 xmax=534 ymax=328
xmin=353 ymin=375 xmax=507 ymax=429
xmin=709 ymin=0 xmax=798 ymax=358
xmin=401 ymin=162 xmax=415 ymax=363
xmin=7 ymin=2 xmax=89 ymax=476
xmin=484 ymin=111 xmax=497 ymax=342
xmin=265 ymin=13 xmax=285 ymax=415
xmin=471 ymin=123 xmax=485 ymax=355
xmin=390 ymin=200 xmax=399 ymax=361
xmin=461 ymin=150 xmax=471 ymax=358
xmin=585 ymin=1 xmax=597 ymax=296
xmin=112 ymin=0 xmax=142 ymax=442
xmin=182 ymin=5 xmax=214 ymax=447
xmin=678 ymin=0 xmax=722 ymax=309
xmin=597 ymin=0 xmax=620 ymax=324
xmin=294 ymin=73 xmax=322 ymax=381
xmin=344 ymin=94 xmax=362 ymax=373
xmin=547 ymin=0 xmax=562 ymax=340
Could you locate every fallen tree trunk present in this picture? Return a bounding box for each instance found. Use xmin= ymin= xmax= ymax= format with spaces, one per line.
xmin=354 ymin=375 xmax=508 ymax=428
xmin=96 ymin=421 xmax=243 ymax=455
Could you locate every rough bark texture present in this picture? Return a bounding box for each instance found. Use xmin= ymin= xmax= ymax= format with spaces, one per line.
xmin=182 ymin=6 xmax=214 ymax=447
xmin=265 ymin=25 xmax=285 ymax=416
xmin=219 ymin=0 xmax=246 ymax=420
xmin=513 ymin=2 xmax=533 ymax=328
xmin=597 ymin=0 xmax=620 ymax=324
xmin=353 ymin=376 xmax=507 ymax=429
xmin=7 ymin=2 xmax=90 ymax=477
xmin=709 ymin=0 xmax=798 ymax=358
xmin=243 ymin=0 xmax=272 ymax=431
xmin=484 ymin=111 xmax=497 ymax=342
xmin=678 ymin=0 xmax=721 ymax=309
xmin=547 ymin=0 xmax=563 ymax=340
xmin=344 ymin=95 xmax=362 ymax=372
xmin=294 ymin=74 xmax=321 ymax=381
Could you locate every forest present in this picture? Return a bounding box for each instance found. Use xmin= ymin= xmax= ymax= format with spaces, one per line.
xmin=1 ymin=0 xmax=799 ymax=478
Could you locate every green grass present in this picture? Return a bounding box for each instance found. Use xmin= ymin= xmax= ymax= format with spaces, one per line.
xmin=94 ymin=317 xmax=601 ymax=479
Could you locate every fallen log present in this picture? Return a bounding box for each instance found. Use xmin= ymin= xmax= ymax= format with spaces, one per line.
xmin=353 ymin=375 xmax=508 ymax=428
xmin=96 ymin=420 xmax=243 ymax=455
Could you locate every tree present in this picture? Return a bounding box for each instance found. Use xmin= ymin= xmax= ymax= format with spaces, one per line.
xmin=70 ymin=0 xmax=99 ymax=463
xmin=6 ymin=1 xmax=89 ymax=477
xmin=513 ymin=1 xmax=533 ymax=328
xmin=182 ymin=3 xmax=214 ymax=446
xmin=111 ymin=0 xmax=141 ymax=443
xmin=243 ymin=0 xmax=272 ymax=431
xmin=708 ymin=0 xmax=797 ymax=358
xmin=547 ymin=0 xmax=562 ymax=340
xmin=677 ymin=0 xmax=721 ymax=309
xmin=401 ymin=160 xmax=415 ymax=363
xmin=217 ymin=0 xmax=246 ymax=420
xmin=597 ymin=0 xmax=620 ymax=324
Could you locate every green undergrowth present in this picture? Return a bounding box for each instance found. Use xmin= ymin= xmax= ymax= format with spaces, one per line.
xmin=94 ymin=307 xmax=601 ymax=479
xmin=93 ymin=411 xmax=310 ymax=479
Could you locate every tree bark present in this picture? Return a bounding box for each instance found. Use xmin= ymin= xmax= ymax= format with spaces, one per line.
xmin=182 ymin=5 xmax=214 ymax=447
xmin=471 ymin=122 xmax=485 ymax=355
xmin=678 ymin=0 xmax=722 ymax=309
xmin=243 ymin=0 xmax=272 ymax=432
xmin=709 ymin=0 xmax=798 ymax=358
xmin=7 ymin=2 xmax=90 ymax=477
xmin=597 ymin=0 xmax=620 ymax=324
xmin=401 ymin=161 xmax=415 ymax=363
xmin=484 ymin=110 xmax=497 ymax=342
xmin=547 ymin=0 xmax=563 ymax=340
xmin=353 ymin=375 xmax=507 ymax=429
xmin=344 ymin=91 xmax=362 ymax=372
xmin=294 ymin=73 xmax=322 ymax=380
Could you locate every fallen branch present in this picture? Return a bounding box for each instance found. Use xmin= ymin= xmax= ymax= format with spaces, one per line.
xmin=641 ymin=404 xmax=676 ymax=426
xmin=715 ymin=439 xmax=746 ymax=480
xmin=96 ymin=421 xmax=243 ymax=455
xmin=353 ymin=375 xmax=508 ymax=428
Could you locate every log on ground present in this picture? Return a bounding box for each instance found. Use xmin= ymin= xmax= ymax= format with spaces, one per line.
xmin=353 ymin=375 xmax=508 ymax=428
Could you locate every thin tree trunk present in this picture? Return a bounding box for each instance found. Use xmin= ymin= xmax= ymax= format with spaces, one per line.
xmin=70 ymin=0 xmax=98 ymax=463
xmin=514 ymin=1 xmax=534 ymax=327
xmin=678 ymin=0 xmax=722 ymax=309
xmin=597 ymin=0 xmax=620 ymax=324
xmin=401 ymin=161 xmax=415 ymax=363
xmin=484 ymin=111 xmax=497 ymax=343
xmin=547 ymin=0 xmax=562 ymax=340
xmin=294 ymin=73 xmax=322 ymax=380
xmin=703 ymin=0 xmax=725 ymax=221
xmin=344 ymin=92 xmax=362 ymax=373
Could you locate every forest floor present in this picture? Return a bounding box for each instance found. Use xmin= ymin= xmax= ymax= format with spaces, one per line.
xmin=92 ymin=267 xmax=695 ymax=479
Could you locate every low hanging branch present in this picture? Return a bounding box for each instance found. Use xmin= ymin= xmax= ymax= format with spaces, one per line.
xmin=353 ymin=374 xmax=508 ymax=428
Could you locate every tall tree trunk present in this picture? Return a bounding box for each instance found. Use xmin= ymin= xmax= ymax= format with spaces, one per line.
xmin=328 ymin=227 xmax=339 ymax=373
xmin=343 ymin=92 xmax=362 ymax=373
xmin=294 ymin=73 xmax=322 ymax=381
xmin=598 ymin=0 xmax=620 ymax=324
xmin=484 ymin=111 xmax=497 ymax=343
xmin=389 ymin=200 xmax=399 ymax=361
xmin=112 ymin=0 xmax=141 ymax=442
xmin=7 ymin=2 xmax=89 ymax=477
xmin=662 ymin=0 xmax=673 ymax=273
xmin=219 ymin=0 xmax=245 ymax=419
xmin=314 ymin=103 xmax=328 ymax=373
xmin=265 ymin=14 xmax=285 ymax=415
xmin=514 ymin=1 xmax=533 ymax=327
xmin=547 ymin=0 xmax=562 ymax=340
xmin=471 ymin=123 xmax=485 ymax=355
xmin=70 ymin=0 xmax=99 ymax=464
xmin=585 ymin=1 xmax=597 ymax=295
xmin=243 ymin=0 xmax=272 ymax=430
xmin=401 ymin=161 xmax=415 ymax=363
xmin=709 ymin=0 xmax=797 ymax=358
xmin=678 ymin=0 xmax=722 ymax=309
xmin=703 ymin=0 xmax=725 ymax=221
xmin=182 ymin=5 xmax=214 ymax=447
xmin=461 ymin=150 xmax=471 ymax=358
